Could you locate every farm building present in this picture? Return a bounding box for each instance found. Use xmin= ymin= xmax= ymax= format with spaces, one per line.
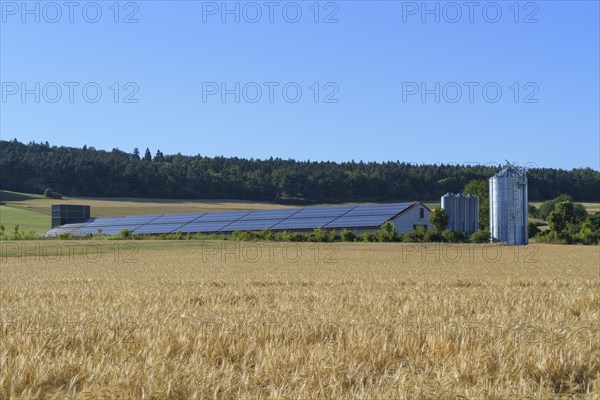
xmin=45 ymin=202 xmax=433 ymax=237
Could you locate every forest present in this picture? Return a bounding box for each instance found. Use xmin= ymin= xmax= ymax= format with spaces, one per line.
xmin=1 ymin=139 xmax=598 ymax=203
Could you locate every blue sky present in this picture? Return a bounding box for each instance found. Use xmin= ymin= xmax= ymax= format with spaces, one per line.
xmin=1 ymin=0 xmax=599 ymax=170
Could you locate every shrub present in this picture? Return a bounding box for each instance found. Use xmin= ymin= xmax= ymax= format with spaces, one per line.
xmin=308 ymin=228 xmax=329 ymax=242
xmin=273 ymin=231 xmax=289 ymax=241
xmin=117 ymin=229 xmax=133 ymax=239
xmin=429 ymin=206 xmax=449 ymax=231
xmin=43 ymin=188 xmax=62 ymax=199
xmin=544 ymin=230 xmax=576 ymax=244
xmin=578 ymin=214 xmax=600 ymax=244
xmin=407 ymin=226 xmax=428 ymax=243
xmin=470 ymin=230 xmax=490 ymax=243
xmin=538 ymin=195 xmax=587 ymax=221
xmin=232 ymin=231 xmax=249 ymax=241
xmin=274 ymin=231 xmax=306 ymax=242
xmin=528 ymin=204 xmax=539 ymax=218
xmin=260 ymin=229 xmax=275 ymax=241
xmin=528 ymin=222 xmax=541 ymax=238
xmin=424 ymin=230 xmax=443 ymax=242
xmin=340 ymin=229 xmax=356 ymax=242
xmin=441 ymin=230 xmax=466 ymax=243
xmin=328 ymin=230 xmax=338 ymax=242
xmin=12 ymin=225 xmax=20 ymax=240
xmin=372 ymin=231 xmax=387 ymax=242
xmin=360 ymin=233 xmax=374 ymax=242
xmin=288 ymin=232 xmax=307 ymax=242
xmin=20 ymin=230 xmax=39 ymax=240
xmin=538 ymin=195 xmax=572 ymax=220
xmin=234 ymin=231 xmax=266 ymax=241
xmin=378 ymin=221 xmax=399 ymax=242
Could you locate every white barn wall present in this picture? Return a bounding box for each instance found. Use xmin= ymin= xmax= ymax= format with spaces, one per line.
xmin=391 ymin=203 xmax=433 ymax=233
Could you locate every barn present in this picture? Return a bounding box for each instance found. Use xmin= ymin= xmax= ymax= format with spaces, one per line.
xmin=45 ymin=202 xmax=433 ymax=237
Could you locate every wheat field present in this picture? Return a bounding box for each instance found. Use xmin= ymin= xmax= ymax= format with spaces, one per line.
xmin=1 ymin=242 xmax=598 ymax=399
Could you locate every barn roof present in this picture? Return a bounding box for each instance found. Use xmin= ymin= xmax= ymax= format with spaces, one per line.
xmin=45 ymin=202 xmax=424 ymax=237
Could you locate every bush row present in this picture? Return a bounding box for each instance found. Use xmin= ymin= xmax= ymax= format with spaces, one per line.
xmin=0 ymin=223 xmax=491 ymax=244
xmin=0 ymin=225 xmax=38 ymax=240
xmin=532 ymin=229 xmax=599 ymax=245
xmin=67 ymin=225 xmax=491 ymax=244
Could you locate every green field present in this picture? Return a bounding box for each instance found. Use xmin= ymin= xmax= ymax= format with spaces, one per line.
xmin=0 ymin=205 xmax=50 ymax=234
xmin=0 ymin=191 xmax=43 ymax=202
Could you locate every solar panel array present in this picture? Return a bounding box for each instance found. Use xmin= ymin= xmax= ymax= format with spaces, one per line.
xmin=45 ymin=203 xmax=416 ymax=237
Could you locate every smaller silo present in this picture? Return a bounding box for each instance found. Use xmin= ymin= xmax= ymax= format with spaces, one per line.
xmin=441 ymin=193 xmax=455 ymax=230
xmin=457 ymin=193 xmax=466 ymax=233
xmin=465 ymin=194 xmax=480 ymax=236
xmin=442 ymin=193 xmax=480 ymax=235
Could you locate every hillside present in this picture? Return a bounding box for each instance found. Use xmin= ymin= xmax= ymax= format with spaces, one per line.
xmin=2 ymin=140 xmax=599 ymax=203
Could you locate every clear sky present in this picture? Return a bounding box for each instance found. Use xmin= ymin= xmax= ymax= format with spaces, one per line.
xmin=1 ymin=0 xmax=598 ymax=170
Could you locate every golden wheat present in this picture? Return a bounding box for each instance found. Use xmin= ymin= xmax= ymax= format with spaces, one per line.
xmin=1 ymin=242 xmax=598 ymax=399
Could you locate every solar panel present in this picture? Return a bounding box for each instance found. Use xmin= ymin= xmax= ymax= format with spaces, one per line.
xmin=71 ymin=226 xmax=109 ymax=235
xmin=134 ymin=223 xmax=185 ymax=234
xmin=85 ymin=217 xmax=125 ymax=227
xmin=58 ymin=218 xmax=90 ymax=225
xmin=86 ymin=215 xmax=162 ymax=226
xmin=195 ymin=211 xmax=252 ymax=222
xmin=179 ymin=221 xmax=233 ymax=233
xmin=325 ymin=215 xmax=392 ymax=229
xmin=94 ymin=225 xmax=143 ymax=235
xmin=240 ymin=209 xmax=300 ymax=220
xmin=221 ymin=219 xmax=281 ymax=232
xmin=46 ymin=222 xmax=91 ymax=236
xmin=45 ymin=227 xmax=76 ymax=237
xmin=60 ymin=222 xmax=89 ymax=229
xmin=291 ymin=206 xmax=354 ymax=218
xmin=271 ymin=217 xmax=335 ymax=230
xmin=345 ymin=203 xmax=412 ymax=216
xmin=151 ymin=213 xmax=206 ymax=224
xmin=116 ymin=215 xmax=162 ymax=224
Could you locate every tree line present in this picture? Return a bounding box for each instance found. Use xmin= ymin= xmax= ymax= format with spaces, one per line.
xmin=1 ymin=139 xmax=598 ymax=203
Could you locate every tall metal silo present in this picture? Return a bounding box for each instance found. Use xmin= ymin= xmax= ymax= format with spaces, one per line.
xmin=489 ymin=162 xmax=528 ymax=245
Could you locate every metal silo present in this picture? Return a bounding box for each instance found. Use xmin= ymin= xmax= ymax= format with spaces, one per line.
xmin=489 ymin=162 xmax=528 ymax=245
xmin=457 ymin=193 xmax=467 ymax=233
xmin=473 ymin=195 xmax=480 ymax=234
xmin=465 ymin=194 xmax=479 ymax=236
xmin=441 ymin=193 xmax=455 ymax=230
